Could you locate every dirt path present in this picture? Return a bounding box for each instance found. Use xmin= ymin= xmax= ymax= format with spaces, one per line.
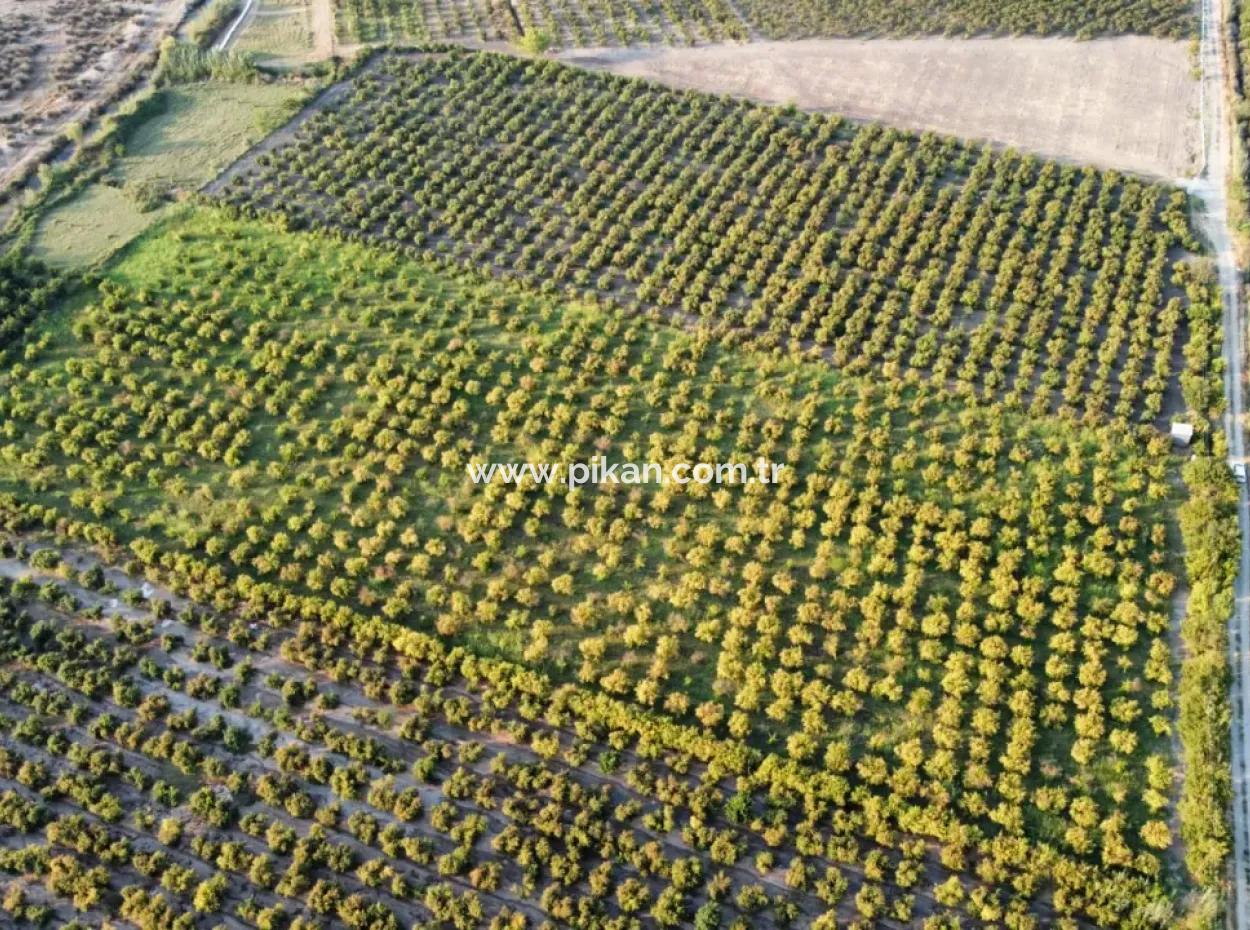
xmin=558 ymin=34 xmax=1200 ymax=179
xmin=309 ymin=0 xmax=335 ymax=58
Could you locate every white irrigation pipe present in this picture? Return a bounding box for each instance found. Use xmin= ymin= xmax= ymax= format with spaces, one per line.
xmin=213 ymin=0 xmax=257 ymax=51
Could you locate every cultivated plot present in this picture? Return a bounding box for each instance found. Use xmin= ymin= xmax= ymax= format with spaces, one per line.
xmin=0 ymin=1 xmax=1235 ymax=926
xmin=0 ymin=208 xmax=1220 ymax=927
xmin=560 ymin=35 xmax=1201 ymax=179
xmin=0 ymin=552 xmax=993 ymax=930
xmin=330 ymin=0 xmax=1194 ymax=45
xmin=735 ymin=0 xmax=1193 ymax=41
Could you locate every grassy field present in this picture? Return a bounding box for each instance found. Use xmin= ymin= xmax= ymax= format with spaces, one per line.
xmin=119 ymin=83 xmax=306 ymax=188
xmin=29 ymin=82 xmax=305 ymax=269
xmin=235 ymin=0 xmax=317 ymax=67
xmin=28 ymin=185 xmax=171 ymax=270
xmin=0 ymin=205 xmax=1227 ymax=925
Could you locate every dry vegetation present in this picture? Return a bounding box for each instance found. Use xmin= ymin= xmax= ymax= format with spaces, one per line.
xmin=0 ymin=0 xmax=191 ymax=197
xmin=0 ymin=15 xmax=40 ymax=101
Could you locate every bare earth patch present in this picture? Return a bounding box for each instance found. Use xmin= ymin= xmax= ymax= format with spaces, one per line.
xmin=309 ymin=0 xmax=336 ymax=58
xmin=559 ymin=35 xmax=1199 ymax=179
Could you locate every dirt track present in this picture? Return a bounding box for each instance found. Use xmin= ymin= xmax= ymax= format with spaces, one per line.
xmin=310 ymin=0 xmax=334 ymax=58
xmin=560 ymin=35 xmax=1200 ymax=179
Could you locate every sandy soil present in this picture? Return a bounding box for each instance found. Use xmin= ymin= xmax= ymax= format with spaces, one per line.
xmin=559 ymin=35 xmax=1200 ymax=179
xmin=309 ymin=0 xmax=334 ymax=58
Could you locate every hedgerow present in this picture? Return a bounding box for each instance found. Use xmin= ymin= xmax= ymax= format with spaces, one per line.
xmin=1228 ymin=0 xmax=1250 ymax=254
xmin=0 ymin=252 xmax=60 ymax=360
xmin=1175 ymin=457 xmax=1237 ymax=888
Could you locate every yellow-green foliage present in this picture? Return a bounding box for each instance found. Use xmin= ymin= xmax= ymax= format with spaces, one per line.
xmin=0 ymin=211 xmax=1211 ymax=928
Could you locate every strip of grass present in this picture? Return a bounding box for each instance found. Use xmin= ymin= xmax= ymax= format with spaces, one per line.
xmin=29 ymin=82 xmax=306 ymax=269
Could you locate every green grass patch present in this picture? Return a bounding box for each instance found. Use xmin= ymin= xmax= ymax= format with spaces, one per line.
xmin=29 ymin=82 xmax=306 ymax=269
xmin=118 ymin=83 xmax=306 ymax=190
xmin=29 ymin=186 xmax=170 ymax=269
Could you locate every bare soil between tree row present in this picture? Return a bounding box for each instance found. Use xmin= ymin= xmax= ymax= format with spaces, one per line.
xmin=558 ymin=35 xmax=1200 ymax=180
xmin=0 ymin=536 xmax=960 ymax=924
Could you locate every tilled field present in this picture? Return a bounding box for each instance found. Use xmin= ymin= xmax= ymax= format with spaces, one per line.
xmin=559 ymin=35 xmax=1201 ymax=180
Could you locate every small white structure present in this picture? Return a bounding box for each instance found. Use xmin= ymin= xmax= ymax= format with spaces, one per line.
xmin=1170 ymin=422 xmax=1194 ymax=447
